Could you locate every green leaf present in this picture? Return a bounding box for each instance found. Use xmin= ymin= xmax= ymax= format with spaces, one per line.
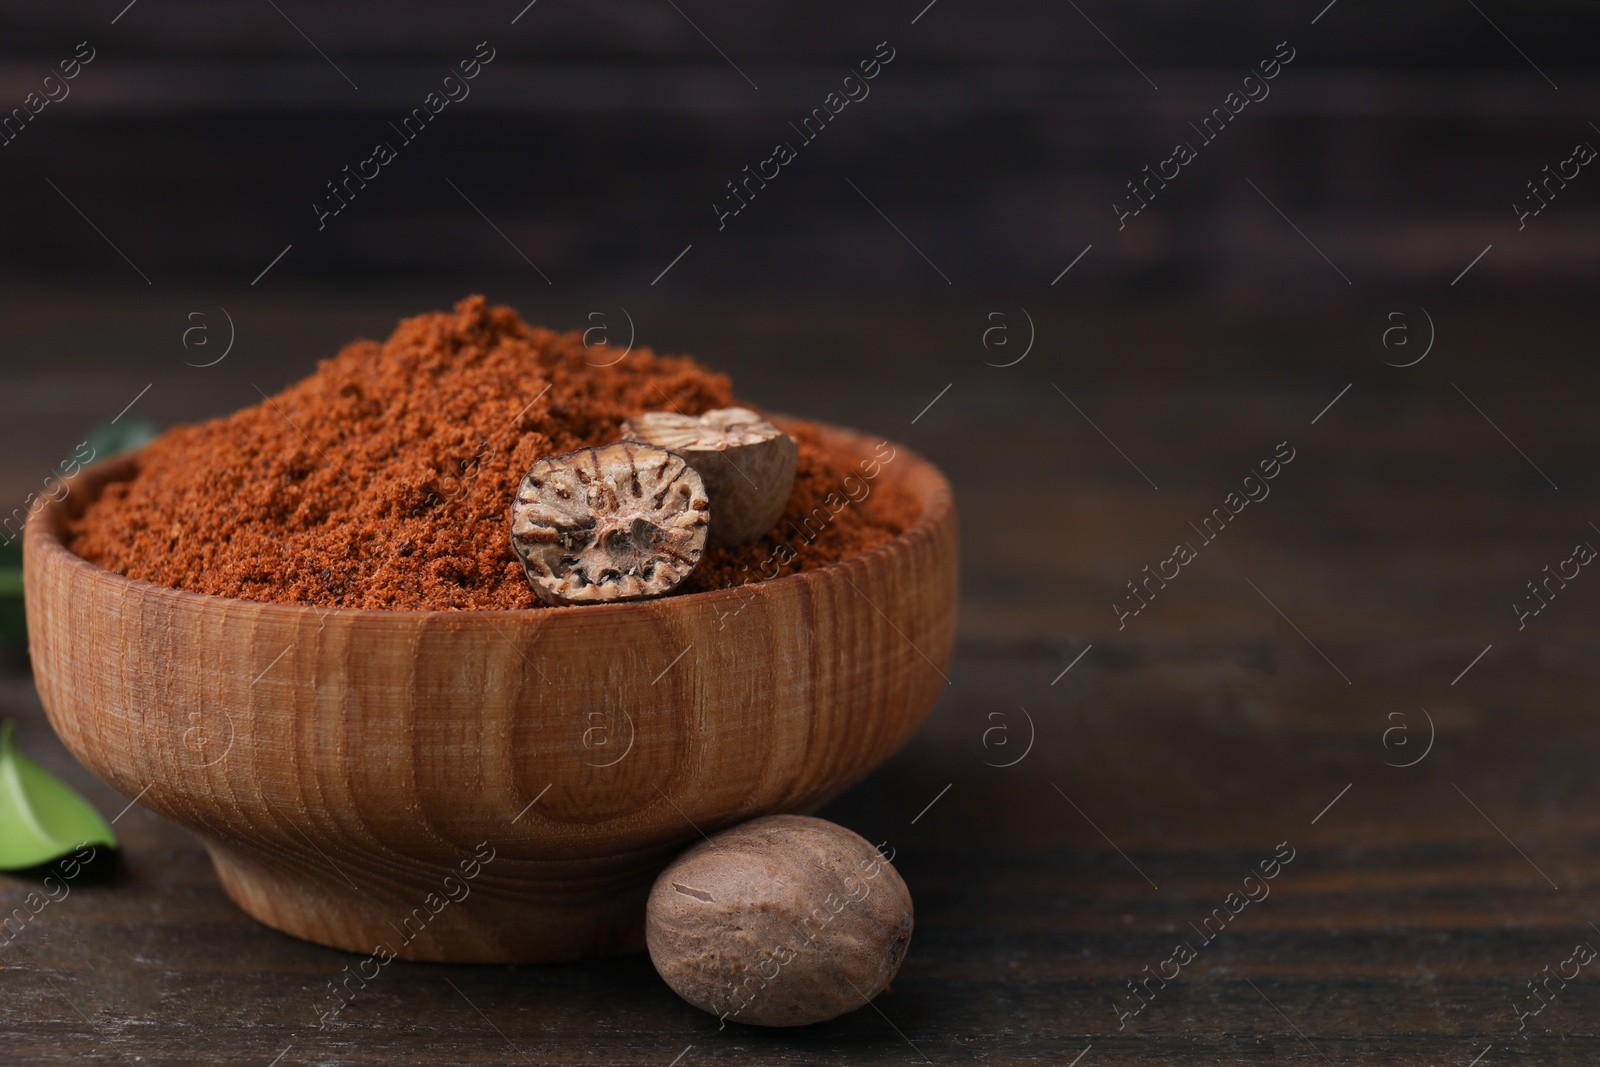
xmin=0 ymin=720 xmax=118 ymax=870
xmin=82 ymin=417 xmax=160 ymax=462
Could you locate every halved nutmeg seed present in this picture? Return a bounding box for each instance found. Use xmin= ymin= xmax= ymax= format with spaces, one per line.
xmin=510 ymin=442 xmax=709 ymax=605
xmin=620 ymin=408 xmax=798 ymax=547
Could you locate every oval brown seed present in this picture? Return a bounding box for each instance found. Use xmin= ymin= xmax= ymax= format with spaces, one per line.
xmin=621 ymin=408 xmax=797 ymax=547
xmin=646 ymin=814 xmax=913 ymax=1027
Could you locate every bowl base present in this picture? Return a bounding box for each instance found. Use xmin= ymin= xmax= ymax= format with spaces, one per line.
xmin=206 ymin=839 xmax=669 ymax=963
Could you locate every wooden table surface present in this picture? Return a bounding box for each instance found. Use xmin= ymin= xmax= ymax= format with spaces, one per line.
xmin=2 ymin=294 xmax=1598 ymax=1065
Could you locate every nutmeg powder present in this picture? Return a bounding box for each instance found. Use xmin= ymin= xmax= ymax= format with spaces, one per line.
xmin=68 ymin=297 xmax=917 ymax=610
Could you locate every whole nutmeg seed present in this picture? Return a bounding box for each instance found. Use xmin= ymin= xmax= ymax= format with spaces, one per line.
xmin=621 ymin=407 xmax=798 ymax=547
xmin=646 ymin=814 xmax=913 ymax=1027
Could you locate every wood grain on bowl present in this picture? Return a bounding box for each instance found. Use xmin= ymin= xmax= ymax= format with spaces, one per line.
xmin=22 ymin=423 xmax=957 ymax=963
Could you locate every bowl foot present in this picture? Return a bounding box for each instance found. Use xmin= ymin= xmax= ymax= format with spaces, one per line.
xmin=205 ymin=839 xmax=670 ymax=963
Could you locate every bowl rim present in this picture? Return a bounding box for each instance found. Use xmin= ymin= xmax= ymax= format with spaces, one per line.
xmin=25 ymin=419 xmax=953 ymax=623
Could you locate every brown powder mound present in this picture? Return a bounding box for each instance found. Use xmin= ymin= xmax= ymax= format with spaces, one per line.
xmin=68 ymin=296 xmax=917 ymax=610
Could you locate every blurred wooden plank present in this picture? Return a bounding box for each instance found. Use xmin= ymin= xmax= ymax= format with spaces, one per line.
xmin=4 ymin=628 xmax=1600 ymax=1062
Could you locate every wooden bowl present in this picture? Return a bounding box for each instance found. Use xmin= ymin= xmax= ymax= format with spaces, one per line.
xmin=23 ymin=424 xmax=957 ymax=963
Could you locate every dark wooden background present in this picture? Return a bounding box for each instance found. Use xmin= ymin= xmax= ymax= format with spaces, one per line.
xmin=3 ymin=1 xmax=1600 ymax=1063
xmin=0 ymin=0 xmax=1597 ymax=301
